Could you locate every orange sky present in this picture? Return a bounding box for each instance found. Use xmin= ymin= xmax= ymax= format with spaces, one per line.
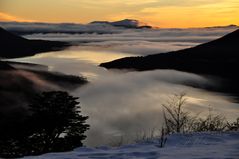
xmin=0 ymin=0 xmax=239 ymax=28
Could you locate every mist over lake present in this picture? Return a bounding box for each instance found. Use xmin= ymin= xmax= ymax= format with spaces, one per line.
xmin=1 ymin=0 xmax=239 ymax=158
xmin=8 ymin=27 xmax=239 ymax=146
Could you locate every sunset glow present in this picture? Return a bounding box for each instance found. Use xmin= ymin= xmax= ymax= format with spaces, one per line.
xmin=0 ymin=0 xmax=239 ymax=28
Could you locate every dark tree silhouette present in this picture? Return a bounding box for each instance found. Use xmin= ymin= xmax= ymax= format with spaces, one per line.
xmin=27 ymin=91 xmax=90 ymax=153
xmin=0 ymin=91 xmax=89 ymax=158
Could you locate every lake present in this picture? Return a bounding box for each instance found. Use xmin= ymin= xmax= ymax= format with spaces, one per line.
xmin=10 ymin=29 xmax=239 ymax=146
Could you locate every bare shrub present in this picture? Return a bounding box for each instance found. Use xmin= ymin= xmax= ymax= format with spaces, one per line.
xmin=227 ymin=117 xmax=239 ymax=131
xmin=159 ymin=126 xmax=168 ymax=148
xmin=162 ymin=92 xmax=191 ymax=133
xmin=162 ymin=93 xmax=229 ymax=134
xmin=192 ymin=108 xmax=227 ymax=132
xmin=134 ymin=128 xmax=157 ymax=143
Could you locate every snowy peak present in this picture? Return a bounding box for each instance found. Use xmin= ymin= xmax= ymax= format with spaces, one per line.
xmin=90 ymin=19 xmax=152 ymax=29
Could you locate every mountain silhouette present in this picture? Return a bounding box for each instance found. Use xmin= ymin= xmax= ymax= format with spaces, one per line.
xmin=100 ymin=29 xmax=239 ymax=79
xmin=90 ymin=19 xmax=152 ymax=29
xmin=0 ymin=27 xmax=69 ymax=58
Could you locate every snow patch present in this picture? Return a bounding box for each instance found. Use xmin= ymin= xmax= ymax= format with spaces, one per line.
xmin=23 ymin=132 xmax=239 ymax=159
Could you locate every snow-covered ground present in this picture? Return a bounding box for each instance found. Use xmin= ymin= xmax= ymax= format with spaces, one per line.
xmin=23 ymin=131 xmax=239 ymax=159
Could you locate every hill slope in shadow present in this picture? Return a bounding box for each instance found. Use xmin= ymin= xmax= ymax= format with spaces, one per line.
xmin=0 ymin=27 xmax=69 ymax=58
xmin=100 ymin=29 xmax=239 ymax=79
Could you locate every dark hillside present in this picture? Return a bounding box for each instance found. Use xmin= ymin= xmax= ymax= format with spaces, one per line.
xmin=0 ymin=27 xmax=69 ymax=58
xmin=100 ymin=29 xmax=239 ymax=78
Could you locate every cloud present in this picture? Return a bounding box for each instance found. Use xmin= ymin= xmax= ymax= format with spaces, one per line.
xmin=1 ymin=21 xmax=235 ymax=59
xmin=72 ymin=69 xmax=239 ymax=146
xmin=0 ymin=22 xmax=230 ymax=57
xmin=68 ymin=41 xmax=197 ymax=56
xmin=21 ymin=26 xmax=236 ymax=55
xmin=66 ymin=0 xmax=158 ymax=6
xmin=2 ymin=0 xmax=238 ymax=27
xmin=153 ymin=0 xmax=225 ymax=7
xmin=116 ymin=0 xmax=158 ymax=5
xmin=138 ymin=0 xmax=239 ymax=27
xmin=0 ymin=12 xmax=34 ymax=22
xmin=0 ymin=21 xmax=124 ymax=34
xmin=12 ymin=28 xmax=239 ymax=146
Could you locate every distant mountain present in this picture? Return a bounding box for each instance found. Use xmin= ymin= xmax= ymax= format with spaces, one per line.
xmin=100 ymin=29 xmax=239 ymax=78
xmin=90 ymin=21 xmax=111 ymax=25
xmin=205 ymin=24 xmax=238 ymax=29
xmin=90 ymin=19 xmax=152 ymax=29
xmin=0 ymin=27 xmax=69 ymax=58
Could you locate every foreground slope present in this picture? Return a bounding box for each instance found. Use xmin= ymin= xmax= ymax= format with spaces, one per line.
xmin=0 ymin=27 xmax=69 ymax=58
xmin=100 ymin=29 xmax=239 ymax=79
xmin=23 ymin=132 xmax=239 ymax=159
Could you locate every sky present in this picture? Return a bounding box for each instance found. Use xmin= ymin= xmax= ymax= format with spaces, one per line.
xmin=0 ymin=0 xmax=239 ymax=28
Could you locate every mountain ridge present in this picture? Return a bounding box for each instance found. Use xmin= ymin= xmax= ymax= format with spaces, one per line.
xmin=90 ymin=19 xmax=153 ymax=28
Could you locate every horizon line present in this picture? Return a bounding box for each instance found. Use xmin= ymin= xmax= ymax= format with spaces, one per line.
xmin=0 ymin=20 xmax=238 ymax=29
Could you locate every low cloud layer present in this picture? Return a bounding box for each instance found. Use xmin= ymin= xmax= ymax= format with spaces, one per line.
xmin=74 ymin=70 xmax=239 ymax=146
xmin=6 ymin=23 xmax=234 ymax=56
xmin=7 ymin=26 xmax=239 ymax=146
xmin=14 ymin=46 xmax=239 ymax=146
xmin=0 ymin=21 xmax=124 ymax=34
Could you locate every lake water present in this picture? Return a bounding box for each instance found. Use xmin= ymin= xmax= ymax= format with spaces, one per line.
xmin=11 ymin=29 xmax=239 ymax=146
